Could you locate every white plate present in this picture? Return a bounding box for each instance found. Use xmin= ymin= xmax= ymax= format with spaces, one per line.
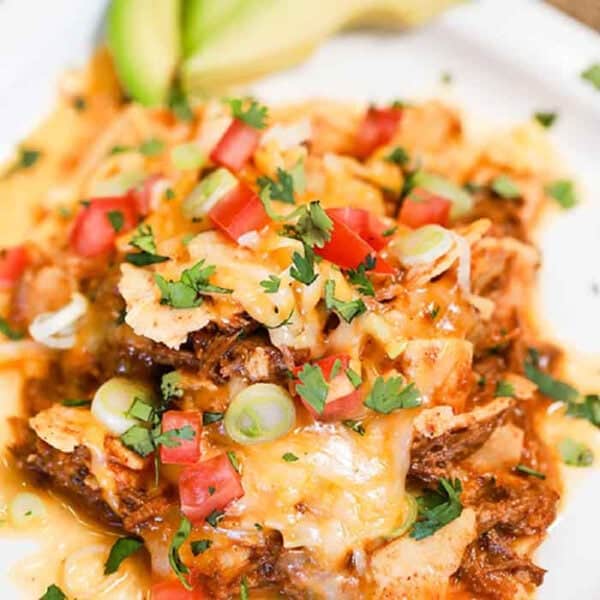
xmin=1 ymin=0 xmax=599 ymax=598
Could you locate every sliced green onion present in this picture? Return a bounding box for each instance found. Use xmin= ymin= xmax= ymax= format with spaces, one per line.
xmin=385 ymin=494 xmax=418 ymax=540
xmin=412 ymin=171 xmax=473 ymax=219
xmin=395 ymin=224 xmax=453 ymax=266
xmin=171 ymin=143 xmax=205 ymax=170
xmin=9 ymin=492 xmax=47 ymax=528
xmin=91 ymin=377 xmax=155 ymax=435
xmin=182 ymin=168 xmax=237 ymax=220
xmin=224 ymin=383 xmax=296 ymax=445
xmin=91 ymin=171 xmax=145 ymax=197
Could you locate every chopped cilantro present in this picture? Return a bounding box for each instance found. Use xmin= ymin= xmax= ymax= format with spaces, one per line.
xmin=169 ymin=516 xmax=193 ymax=589
xmin=161 ymin=371 xmax=183 ymax=401
xmin=534 ymin=111 xmax=557 ymax=128
xmin=153 ymin=425 xmax=195 ymax=449
xmin=342 ymin=419 xmax=365 ymax=436
xmin=427 ymin=303 xmax=440 ymax=320
xmin=410 ymin=478 xmax=463 ymax=540
xmin=296 ymin=363 xmax=329 ymax=414
xmin=346 ymin=255 xmax=376 ymax=297
xmin=206 ymin=509 xmax=225 ymax=528
xmin=165 ymin=188 xmax=176 ymax=201
xmin=126 ymin=225 xmax=169 ymax=266
xmin=524 ymin=349 xmax=579 ymax=404
xmin=545 ymin=179 xmax=577 ymax=209
xmin=168 ymin=82 xmax=194 ymax=122
xmin=0 ymin=317 xmax=24 ymax=340
xmin=228 ymin=98 xmax=268 ymax=129
xmin=126 ymin=397 xmax=155 ymax=422
xmin=4 ymin=147 xmax=41 ymax=178
xmin=119 ymin=425 xmax=155 ymax=457
xmin=125 ymin=252 xmax=169 ymax=266
xmin=581 ymin=63 xmax=600 ymax=90
xmin=39 ymin=584 xmax=66 ymax=600
xmin=494 ymin=380 xmax=515 ymax=398
xmin=227 ymin=450 xmax=241 ymax=472
xmin=385 ymin=146 xmax=410 ymax=166
xmin=324 ymin=279 xmax=367 ymax=323
xmin=139 ymin=138 xmax=165 ymax=157
xmin=106 ymin=210 xmax=124 ymax=233
xmin=191 ymin=539 xmax=212 ymax=556
xmin=104 ymin=536 xmax=144 ymax=575
xmin=491 ymin=175 xmax=520 ymax=199
xmin=345 ymin=367 xmax=362 ymax=389
xmin=240 ymin=576 xmax=249 ymax=600
xmin=329 ymin=358 xmax=343 ymax=380
xmin=364 ymin=376 xmax=421 ymax=414
xmin=295 ymin=201 xmax=333 ymax=248
xmin=290 ymin=160 xmax=306 ymax=194
xmin=290 ymin=244 xmax=317 ymax=285
xmin=208 ymin=486 xmax=216 ymax=495
xmin=515 ymin=464 xmax=546 ymax=479
xmin=260 ymin=274 xmax=281 ymax=293
xmin=382 ymin=226 xmax=397 ymax=237
xmin=558 ymin=437 xmax=593 ymax=467
xmin=282 ymin=452 xmax=299 ymax=462
xmin=203 ymin=411 xmax=224 ymax=425
xmin=62 ymin=398 xmax=91 ymax=407
xmin=257 ymin=167 xmax=296 ymax=204
xmin=109 ymin=145 xmax=131 ymax=155
xmin=72 ymin=96 xmax=87 ymax=111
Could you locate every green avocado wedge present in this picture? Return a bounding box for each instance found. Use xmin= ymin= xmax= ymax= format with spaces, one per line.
xmin=182 ymin=0 xmax=242 ymax=56
xmin=107 ymin=0 xmax=182 ymax=106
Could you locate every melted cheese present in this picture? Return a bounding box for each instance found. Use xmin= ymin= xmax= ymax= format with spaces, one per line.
xmin=230 ymin=413 xmax=414 ymax=568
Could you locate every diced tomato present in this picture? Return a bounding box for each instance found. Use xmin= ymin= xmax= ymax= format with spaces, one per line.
xmin=70 ymin=195 xmax=138 ymax=257
xmin=355 ymin=106 xmax=403 ymax=159
xmin=132 ymin=174 xmax=162 ymax=215
xmin=295 ymin=354 xmax=363 ymax=421
xmin=160 ymin=411 xmax=202 ymax=465
xmin=208 ymin=183 xmax=269 ymax=242
xmin=0 ymin=246 xmax=28 ymax=290
xmin=399 ymin=187 xmax=451 ymax=228
xmin=326 ymin=207 xmax=390 ymax=251
xmin=151 ymin=580 xmax=207 ymax=600
xmin=210 ymin=118 xmax=261 ymax=172
xmin=316 ymin=211 xmax=394 ymax=274
xmin=179 ymin=454 xmax=244 ymax=524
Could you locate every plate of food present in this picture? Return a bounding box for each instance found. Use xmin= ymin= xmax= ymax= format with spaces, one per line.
xmin=0 ymin=0 xmax=599 ymax=599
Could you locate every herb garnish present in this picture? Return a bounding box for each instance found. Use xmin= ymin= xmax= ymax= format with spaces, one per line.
xmin=104 ymin=536 xmax=144 ymax=575
xmin=240 ymin=576 xmax=249 ymax=600
xmin=161 ymin=371 xmax=183 ymax=402
xmin=410 ymin=478 xmax=463 ymax=540
xmin=558 ymin=438 xmax=593 ymax=467
xmin=515 ymin=464 xmax=546 ymax=479
xmin=126 ymin=225 xmax=169 ymax=266
xmin=324 ymin=279 xmax=367 ymax=323
xmin=203 ymin=411 xmax=224 ymax=425
xmin=4 ymin=147 xmax=41 ymax=178
xmin=0 ymin=317 xmax=24 ymax=340
xmin=524 ymin=349 xmax=579 ymax=404
xmin=346 ymin=255 xmax=376 ymax=296
xmin=169 ymin=516 xmax=193 ymax=589
xmin=257 ymin=168 xmax=296 ymax=204
xmin=106 ymin=210 xmax=124 ymax=233
xmin=282 ymin=452 xmax=299 ymax=462
xmin=491 ymin=175 xmax=520 ymax=199
xmin=534 ymin=111 xmax=557 ymax=128
xmin=296 ymin=363 xmax=329 ymax=414
xmin=62 ymin=398 xmax=91 ymax=407
xmin=72 ymin=96 xmax=87 ymax=111
xmin=290 ymin=244 xmax=317 ymax=285
xmin=191 ymin=539 xmax=212 ymax=556
xmin=581 ymin=63 xmax=600 ymax=90
xmin=260 ymin=274 xmax=281 ymax=293
xmin=545 ymin=179 xmax=577 ymax=209
xmin=206 ymin=509 xmax=225 ymax=528
xmin=494 ymin=380 xmax=515 ymax=398
xmin=168 ymin=82 xmax=194 ymax=122
xmin=229 ymin=98 xmax=268 ymax=129
xmin=329 ymin=358 xmax=343 ymax=380
xmin=385 ymin=146 xmax=410 ymax=166
xmin=364 ymin=376 xmax=421 ymax=414
xmin=227 ymin=450 xmax=241 ymax=472
xmin=345 ymin=367 xmax=362 ymax=389
xmin=342 ymin=420 xmax=366 ymax=436
xmin=139 ymin=138 xmax=165 ymax=157
xmin=155 ymin=259 xmax=232 ymax=309
xmin=566 ymin=394 xmax=600 ymax=427
xmin=39 ymin=584 xmax=67 ymax=600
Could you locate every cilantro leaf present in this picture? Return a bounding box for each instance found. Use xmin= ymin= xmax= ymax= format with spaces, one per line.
xmin=0 ymin=317 xmax=24 ymax=340
xmin=260 ymin=274 xmax=281 ymax=293
xmin=364 ymin=376 xmax=421 ymax=414
xmin=62 ymin=398 xmax=91 ymax=407
xmin=545 ymin=179 xmax=577 ymax=209
xmin=515 ymin=464 xmax=546 ymax=479
xmin=161 ymin=371 xmax=183 ymax=401
xmin=558 ymin=437 xmax=593 ymax=467
xmin=125 ymin=252 xmax=169 ymax=266
xmin=206 ymin=509 xmax=225 ymax=528
xmin=385 ymin=146 xmax=410 ymax=166
xmin=139 ymin=138 xmax=165 ymax=157
xmin=104 ymin=536 xmax=144 ymax=575
xmin=126 ymin=397 xmax=155 ymax=421
xmin=346 ymin=255 xmax=376 ymax=296
xmin=257 ymin=168 xmax=295 ymax=204
xmin=4 ymin=147 xmax=42 ymax=178
xmin=410 ymin=478 xmax=463 ymax=540
xmin=282 ymin=452 xmax=299 ymax=462
xmin=228 ymin=98 xmax=268 ymax=129
xmin=324 ymin=279 xmax=367 ymax=323
xmin=169 ymin=516 xmax=193 ymax=590
xmin=534 ymin=111 xmax=557 ymax=128
xmin=494 ymin=380 xmax=515 ymax=398
xmin=120 ymin=425 xmax=155 ymax=457
xmin=524 ymin=350 xmax=579 ymax=404
xmin=491 ymin=175 xmax=520 ymax=199
xmin=153 ymin=425 xmax=195 ymax=448
xmin=191 ymin=539 xmax=212 ymax=556
xmin=106 ymin=210 xmax=124 ymax=233
xmin=240 ymin=576 xmax=249 ymax=600
xmin=342 ymin=419 xmax=365 ymax=436
xmin=581 ymin=63 xmax=600 ymax=90
xmin=130 ymin=224 xmax=157 ymax=254
xmin=202 ymin=411 xmax=224 ymax=425
xmin=39 ymin=584 xmax=66 ymax=600
xmin=227 ymin=450 xmax=241 ymax=472
xmin=296 ymin=363 xmax=329 ymax=414
xmin=290 ymin=244 xmax=317 ymax=285
xmin=294 ymin=201 xmax=333 ymax=248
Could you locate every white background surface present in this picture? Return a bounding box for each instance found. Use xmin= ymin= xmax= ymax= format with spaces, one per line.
xmin=1 ymin=0 xmax=599 ymax=598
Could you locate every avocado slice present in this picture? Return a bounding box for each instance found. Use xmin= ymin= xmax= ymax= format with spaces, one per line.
xmin=182 ymin=0 xmax=242 ymax=56
xmin=107 ymin=0 xmax=182 ymax=106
